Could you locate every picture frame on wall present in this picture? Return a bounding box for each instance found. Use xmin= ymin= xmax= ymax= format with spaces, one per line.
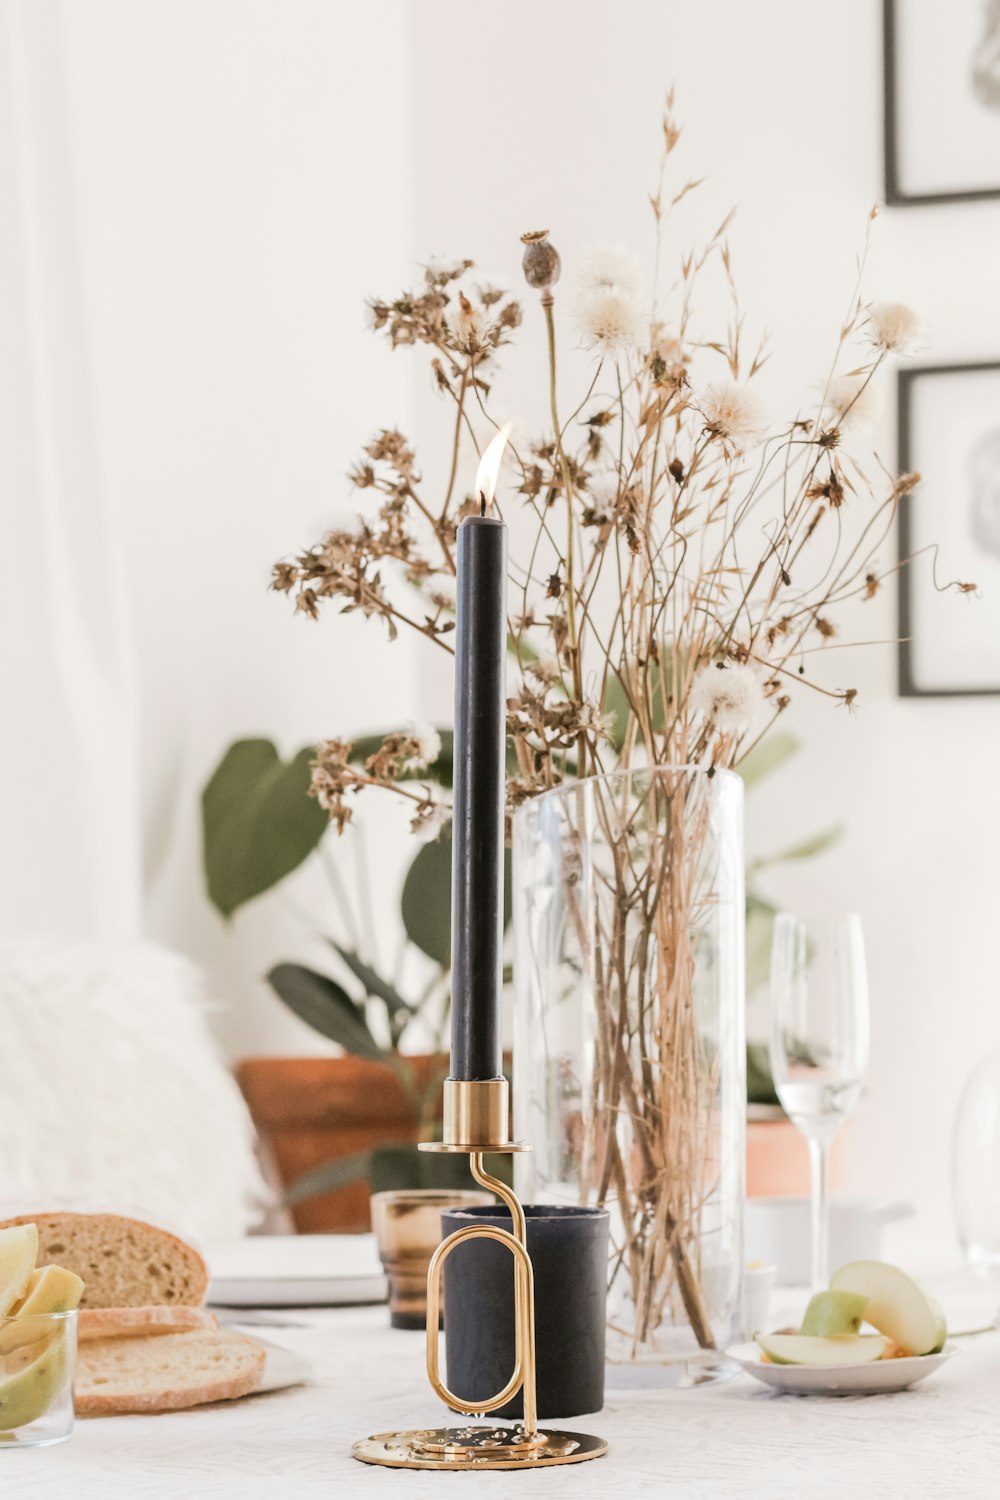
xmin=898 ymin=363 xmax=1000 ymax=697
xmin=884 ymin=0 xmax=1000 ymax=204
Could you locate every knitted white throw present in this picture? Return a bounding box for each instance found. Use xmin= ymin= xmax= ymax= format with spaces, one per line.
xmin=0 ymin=939 xmax=266 ymax=1239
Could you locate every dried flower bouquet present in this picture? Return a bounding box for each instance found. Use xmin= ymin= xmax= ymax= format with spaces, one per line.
xmin=273 ymin=101 xmax=970 ymax=1357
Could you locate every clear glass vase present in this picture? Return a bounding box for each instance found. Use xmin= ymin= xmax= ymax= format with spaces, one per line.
xmin=954 ymin=1045 xmax=1000 ymax=1278
xmin=513 ymin=766 xmax=745 ymax=1386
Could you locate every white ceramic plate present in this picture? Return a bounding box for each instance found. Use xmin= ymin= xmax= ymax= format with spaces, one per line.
xmin=725 ymin=1341 xmax=959 ymax=1395
xmin=205 ymin=1234 xmax=387 ymax=1308
xmin=254 ymin=1339 xmax=313 ymax=1395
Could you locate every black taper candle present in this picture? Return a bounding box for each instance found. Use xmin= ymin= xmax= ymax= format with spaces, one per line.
xmin=450 ymin=504 xmax=508 ymax=1081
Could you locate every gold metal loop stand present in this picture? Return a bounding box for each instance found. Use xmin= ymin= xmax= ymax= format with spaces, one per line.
xmin=352 ymin=1078 xmax=608 ymax=1472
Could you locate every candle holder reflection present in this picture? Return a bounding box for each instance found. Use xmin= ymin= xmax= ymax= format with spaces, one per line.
xmin=351 ymin=1077 xmax=608 ymax=1472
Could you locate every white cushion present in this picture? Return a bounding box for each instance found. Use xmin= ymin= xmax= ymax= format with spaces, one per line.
xmin=0 ymin=939 xmax=267 ymax=1239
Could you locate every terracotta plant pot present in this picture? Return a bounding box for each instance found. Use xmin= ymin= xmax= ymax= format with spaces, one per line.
xmin=236 ymin=1054 xmax=449 ymax=1234
xmin=746 ymin=1108 xmax=847 ymax=1197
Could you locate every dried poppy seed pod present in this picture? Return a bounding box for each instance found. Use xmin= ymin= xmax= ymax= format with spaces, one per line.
xmin=521 ymin=230 xmax=561 ymax=291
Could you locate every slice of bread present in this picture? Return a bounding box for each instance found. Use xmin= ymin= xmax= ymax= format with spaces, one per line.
xmin=75 ymin=1329 xmax=265 ymax=1415
xmin=0 ymin=1213 xmax=208 ymax=1309
xmin=79 ymin=1306 xmax=219 ymax=1342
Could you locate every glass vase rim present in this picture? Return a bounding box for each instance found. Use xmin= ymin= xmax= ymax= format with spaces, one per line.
xmin=512 ymin=763 xmax=740 ymax=821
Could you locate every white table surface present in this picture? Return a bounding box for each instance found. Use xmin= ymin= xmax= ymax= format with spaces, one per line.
xmin=11 ymin=1239 xmax=1000 ymax=1500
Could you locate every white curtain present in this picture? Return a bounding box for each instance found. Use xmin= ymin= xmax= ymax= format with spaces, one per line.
xmin=0 ymin=0 xmax=140 ymax=938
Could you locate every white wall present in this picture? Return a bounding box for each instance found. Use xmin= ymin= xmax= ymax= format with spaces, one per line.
xmin=54 ymin=0 xmax=421 ymax=1052
xmin=39 ymin=0 xmax=1000 ymax=1232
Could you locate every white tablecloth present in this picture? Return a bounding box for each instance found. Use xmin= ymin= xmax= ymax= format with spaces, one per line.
xmin=12 ymin=1252 xmax=1000 ymax=1500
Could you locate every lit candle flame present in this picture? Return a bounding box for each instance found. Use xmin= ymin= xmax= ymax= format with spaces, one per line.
xmin=475 ymin=421 xmax=512 ymax=509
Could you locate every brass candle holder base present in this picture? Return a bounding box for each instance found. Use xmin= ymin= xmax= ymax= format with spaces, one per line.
xmin=352 ymin=1078 xmax=608 ymax=1474
xmin=352 ymin=1427 xmax=608 ymax=1471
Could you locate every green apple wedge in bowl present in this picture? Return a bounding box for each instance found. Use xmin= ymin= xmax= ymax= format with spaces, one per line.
xmin=756 ymin=1332 xmax=887 ymax=1366
xmin=799 ymin=1289 xmax=868 ymax=1338
xmin=829 ymin=1261 xmax=947 ymax=1357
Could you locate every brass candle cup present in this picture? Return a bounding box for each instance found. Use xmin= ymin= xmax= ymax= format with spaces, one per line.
xmin=371 ymin=1189 xmax=493 ymax=1329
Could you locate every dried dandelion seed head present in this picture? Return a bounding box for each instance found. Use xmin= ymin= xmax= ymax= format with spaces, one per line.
xmin=521 ymin=230 xmax=561 ymax=290
xmin=569 ymin=287 xmax=642 ymax=352
xmin=446 ymin=291 xmax=486 ymax=352
xmin=825 ymin=372 xmax=882 ymax=432
xmin=568 ymin=243 xmax=643 ymax=353
xmin=403 ymin=721 xmax=442 ymax=769
xmin=689 ymin=661 xmax=766 ymax=736
xmin=866 ymin=301 xmax=925 ymax=356
xmin=572 ymin=243 xmax=643 ymax=300
xmin=585 ymin=467 xmax=622 ymax=507
xmin=698 ymin=381 xmax=768 ymax=455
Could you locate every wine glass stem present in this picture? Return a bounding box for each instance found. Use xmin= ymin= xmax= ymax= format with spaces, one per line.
xmin=808 ymin=1136 xmax=830 ymax=1290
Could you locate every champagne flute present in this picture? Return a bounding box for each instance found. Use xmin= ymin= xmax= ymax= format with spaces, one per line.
xmin=769 ymin=913 xmax=869 ymax=1289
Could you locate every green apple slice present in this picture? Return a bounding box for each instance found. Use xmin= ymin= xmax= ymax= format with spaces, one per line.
xmin=800 ymin=1289 xmax=869 ymax=1338
xmin=0 ymin=1226 xmax=38 ymax=1318
xmin=0 ymin=1331 xmax=67 ymax=1431
xmin=756 ymin=1332 xmax=887 ymax=1366
xmin=830 ymin=1261 xmax=947 ymax=1356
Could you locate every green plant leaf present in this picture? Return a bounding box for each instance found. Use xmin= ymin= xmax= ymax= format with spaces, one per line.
xmin=284 ymin=1151 xmax=377 ymax=1205
xmin=202 ymin=739 xmax=328 ymax=917
xmin=330 ymin=943 xmax=416 ymax=1018
xmin=746 ymin=893 xmax=778 ymax=994
xmin=372 ymin=1146 xmax=513 ymax=1193
xmin=601 ymin=673 xmax=632 ymax=752
xmin=401 ymin=826 xmax=454 ymax=965
xmin=750 ymin=823 xmax=845 ymax=872
xmin=285 ymin=1144 xmax=512 ymax=1205
xmin=400 ymin=823 xmax=512 ymax=966
xmin=746 ymin=1043 xmax=780 ymax=1107
xmin=266 ymin=963 xmax=386 ymax=1059
xmin=737 ymin=730 xmax=801 ymax=789
xmin=601 ymin=655 xmax=690 ymax=752
xmin=370 ymin=1146 xmax=481 ymax=1194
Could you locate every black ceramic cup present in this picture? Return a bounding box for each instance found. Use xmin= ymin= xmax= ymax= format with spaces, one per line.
xmin=440 ymin=1204 xmax=609 ymax=1419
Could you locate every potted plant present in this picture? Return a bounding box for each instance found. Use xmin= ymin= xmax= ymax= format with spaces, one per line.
xmin=201 ymin=730 xmax=511 ymax=1231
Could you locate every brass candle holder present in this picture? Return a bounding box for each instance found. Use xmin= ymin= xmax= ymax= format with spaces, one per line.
xmin=352 ymin=1078 xmax=608 ymax=1472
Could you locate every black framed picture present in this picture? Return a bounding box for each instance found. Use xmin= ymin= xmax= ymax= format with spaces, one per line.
xmin=884 ymin=0 xmax=1000 ymax=204
xmin=898 ymin=363 xmax=1000 ymax=696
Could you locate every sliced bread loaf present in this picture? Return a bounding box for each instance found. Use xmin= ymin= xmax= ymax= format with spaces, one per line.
xmin=79 ymin=1306 xmax=219 ymax=1341
xmin=0 ymin=1214 xmax=208 ymax=1309
xmin=75 ymin=1329 xmax=265 ymax=1415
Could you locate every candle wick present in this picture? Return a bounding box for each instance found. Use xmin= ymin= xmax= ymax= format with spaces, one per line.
xmin=479 ymin=490 xmax=487 ymax=517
